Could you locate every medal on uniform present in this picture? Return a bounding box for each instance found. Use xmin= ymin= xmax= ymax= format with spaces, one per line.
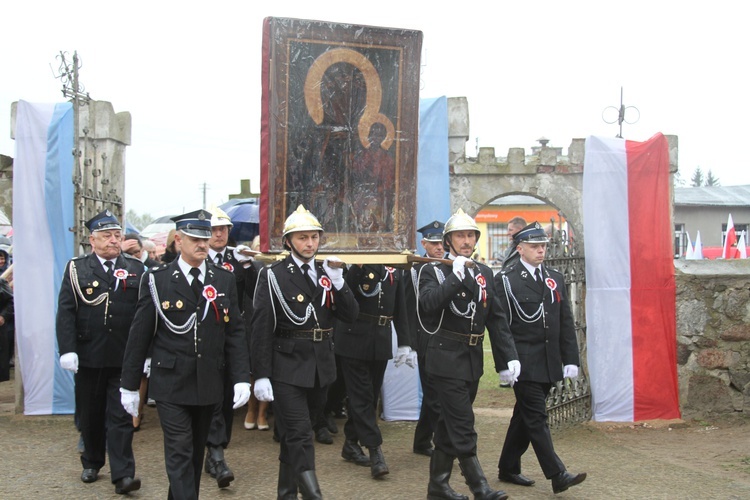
xmin=202 ymin=285 xmax=219 ymax=322
xmin=362 ymin=284 xmax=370 ymax=291
xmin=319 ymin=275 xmax=333 ymax=308
xmin=162 ymin=300 xmax=170 ymax=309
xmin=86 ymin=288 xmax=93 ymax=295
xmin=545 ymin=277 xmax=560 ymax=303
xmin=223 ymin=308 xmax=230 ymax=323
xmin=476 ymin=274 xmax=487 ymax=307
xmin=92 ymin=281 xmax=99 ymax=288
xmin=384 ymin=266 xmax=395 ymax=285
xmin=113 ymin=268 xmax=128 ymax=291
xmin=176 ymin=300 xmax=183 ymax=309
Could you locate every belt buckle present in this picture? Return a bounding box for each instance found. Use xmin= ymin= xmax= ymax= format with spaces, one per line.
xmin=469 ymin=334 xmax=481 ymax=346
xmin=378 ymin=316 xmax=389 ymax=326
xmin=313 ymin=329 xmax=324 ymax=342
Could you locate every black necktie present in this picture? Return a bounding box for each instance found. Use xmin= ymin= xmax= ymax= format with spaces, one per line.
xmin=534 ymin=268 xmax=544 ymax=293
xmin=301 ymin=263 xmax=316 ymax=293
xmin=190 ymin=267 xmax=203 ymax=298
xmin=215 ymin=253 xmax=223 ymax=265
xmin=104 ymin=261 xmax=114 ymax=282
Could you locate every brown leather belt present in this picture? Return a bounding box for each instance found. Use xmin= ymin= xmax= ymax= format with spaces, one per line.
xmin=358 ymin=313 xmax=393 ymax=326
xmin=277 ymin=328 xmax=333 ymax=342
xmin=435 ymin=328 xmax=484 ymax=346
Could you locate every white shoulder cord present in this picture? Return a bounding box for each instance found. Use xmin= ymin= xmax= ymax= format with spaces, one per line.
xmin=268 ymin=268 xmax=319 ymax=326
xmin=69 ymin=260 xmax=110 ymax=324
xmin=147 ymin=273 xmax=196 ymax=334
xmin=501 ymin=273 xmax=545 ymax=324
xmin=415 ymin=264 xmax=445 ymax=335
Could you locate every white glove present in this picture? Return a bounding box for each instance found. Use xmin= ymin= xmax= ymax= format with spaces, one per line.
xmin=507 ymin=360 xmax=521 ymax=384
xmin=563 ymin=364 xmax=579 ymax=379
xmin=405 ymin=350 xmax=418 ymax=369
xmin=60 ymin=352 xmax=79 ymax=373
xmin=452 ymin=256 xmax=470 ymax=280
xmin=233 ymin=245 xmax=255 ymax=263
xmin=143 ymin=358 xmax=151 ymax=377
xmin=253 ymin=377 xmax=274 ymax=402
xmin=394 ymin=346 xmax=413 ymax=368
xmin=120 ymin=388 xmax=140 ymax=417
xmin=233 ymin=382 xmax=252 ymax=409
xmin=323 ymin=257 xmax=345 ymax=289
xmin=499 ymin=370 xmax=514 ymax=386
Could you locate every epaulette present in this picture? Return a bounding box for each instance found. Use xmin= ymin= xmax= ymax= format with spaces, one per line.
xmin=122 ymin=253 xmax=141 ymax=262
xmin=72 ymin=255 xmax=88 ymax=261
xmin=269 ymin=259 xmax=285 ymax=269
xmin=150 ymin=263 xmax=170 ymax=273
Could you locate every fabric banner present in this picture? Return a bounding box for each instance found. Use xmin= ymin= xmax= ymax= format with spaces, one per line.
xmin=416 ymin=97 xmax=451 ymax=243
xmin=13 ymin=100 xmax=75 ymax=415
xmin=583 ymin=133 xmax=680 ymax=422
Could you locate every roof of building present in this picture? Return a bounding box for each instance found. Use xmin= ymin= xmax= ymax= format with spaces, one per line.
xmin=675 ymin=185 xmax=750 ymax=207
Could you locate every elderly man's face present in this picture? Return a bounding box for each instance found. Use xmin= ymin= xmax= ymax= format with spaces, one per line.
xmin=89 ymin=230 xmax=122 ymax=260
xmin=421 ymin=239 xmax=444 ymax=259
xmin=176 ymin=232 xmax=209 ymax=267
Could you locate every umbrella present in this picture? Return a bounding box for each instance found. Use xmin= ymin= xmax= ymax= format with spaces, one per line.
xmin=225 ymin=202 xmax=259 ymax=243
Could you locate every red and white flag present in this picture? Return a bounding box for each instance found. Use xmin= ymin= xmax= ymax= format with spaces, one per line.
xmin=583 ymin=133 xmax=680 ymax=422
xmin=737 ymin=231 xmax=747 ymax=259
xmin=722 ymin=214 xmax=737 ymax=259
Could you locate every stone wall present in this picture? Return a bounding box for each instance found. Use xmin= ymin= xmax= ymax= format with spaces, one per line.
xmin=675 ymin=260 xmax=750 ymax=417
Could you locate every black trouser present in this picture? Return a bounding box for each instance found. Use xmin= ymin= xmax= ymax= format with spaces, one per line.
xmin=430 ymin=373 xmax=479 ymax=458
xmin=413 ymin=353 xmax=439 ymax=450
xmin=156 ymin=401 xmax=215 ymax=500
xmin=498 ymin=381 xmax=565 ymax=479
xmin=206 ymin=367 xmax=234 ymax=448
xmin=324 ymin=357 xmax=347 ymax=415
xmin=75 ymin=366 xmax=135 ymax=482
xmin=273 ymin=379 xmax=327 ymax=474
xmin=340 ymin=356 xmax=387 ymax=448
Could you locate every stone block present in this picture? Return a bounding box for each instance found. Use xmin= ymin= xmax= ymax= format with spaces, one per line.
xmin=720 ymin=324 xmax=750 ymax=342
xmin=696 ymin=348 xmax=736 ymax=369
xmin=687 ymin=374 xmax=733 ymax=414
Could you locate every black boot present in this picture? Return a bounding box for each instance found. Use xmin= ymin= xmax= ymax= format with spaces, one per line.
xmin=368 ymin=446 xmax=389 ymax=479
xmin=277 ymin=462 xmax=297 ymax=500
xmin=341 ymin=440 xmax=370 ymax=466
xmin=297 ymin=470 xmax=323 ymax=500
xmin=206 ymin=445 xmax=235 ymax=488
xmin=427 ymin=449 xmax=469 ymax=500
xmin=458 ymin=456 xmax=508 ymax=500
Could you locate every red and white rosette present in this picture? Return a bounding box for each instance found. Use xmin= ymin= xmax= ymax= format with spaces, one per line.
xmin=202 ymin=284 xmax=220 ymax=321
xmin=475 ymin=274 xmax=487 ymax=305
xmin=384 ymin=266 xmax=396 ymax=285
xmin=319 ymin=275 xmax=334 ymax=308
xmin=222 ymin=262 xmax=234 ymax=272
xmin=113 ymin=268 xmax=128 ymax=291
xmin=545 ymin=277 xmax=560 ymax=303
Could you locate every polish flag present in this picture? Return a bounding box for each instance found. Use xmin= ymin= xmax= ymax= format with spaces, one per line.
xmin=583 ymin=133 xmax=680 ymax=422
xmin=722 ymin=214 xmax=737 ymax=259
xmin=737 ymin=231 xmax=747 ymax=259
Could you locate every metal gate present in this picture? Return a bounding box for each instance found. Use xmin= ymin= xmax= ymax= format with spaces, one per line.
xmin=544 ymin=223 xmax=591 ymax=428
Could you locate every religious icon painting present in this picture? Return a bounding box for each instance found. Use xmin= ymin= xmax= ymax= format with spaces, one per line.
xmin=260 ymin=17 xmax=422 ymax=254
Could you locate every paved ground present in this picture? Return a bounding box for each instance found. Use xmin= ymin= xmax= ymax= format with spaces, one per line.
xmin=2 ymin=368 xmax=749 ymax=499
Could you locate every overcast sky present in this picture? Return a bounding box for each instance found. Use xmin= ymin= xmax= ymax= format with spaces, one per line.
xmin=2 ymin=1 xmax=748 ymax=219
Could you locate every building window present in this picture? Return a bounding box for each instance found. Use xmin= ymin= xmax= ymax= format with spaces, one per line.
xmin=674 ymin=223 xmax=686 ymax=258
xmin=722 ymin=223 xmax=748 ymax=246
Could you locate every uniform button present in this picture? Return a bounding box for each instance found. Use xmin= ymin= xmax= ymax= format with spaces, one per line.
xmin=197 ymin=354 xmax=202 ymax=358
xmin=198 ymin=338 xmax=202 ymax=342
